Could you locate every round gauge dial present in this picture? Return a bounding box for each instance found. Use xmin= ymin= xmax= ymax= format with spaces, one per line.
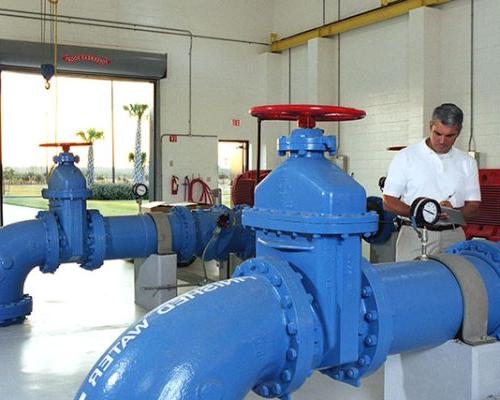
xmin=422 ymin=201 xmax=439 ymax=224
xmin=410 ymin=197 xmax=441 ymax=226
xmin=132 ymin=183 xmax=148 ymax=199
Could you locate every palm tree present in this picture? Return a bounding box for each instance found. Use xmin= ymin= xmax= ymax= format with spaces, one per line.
xmin=128 ymin=152 xmax=147 ymax=180
xmin=123 ymin=104 xmax=149 ymax=184
xmin=76 ymin=128 xmax=105 ymax=186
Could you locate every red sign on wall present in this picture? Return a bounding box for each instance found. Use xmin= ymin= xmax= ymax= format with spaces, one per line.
xmin=62 ymin=54 xmax=111 ymax=66
xmin=232 ymin=119 xmax=241 ymax=127
xmin=169 ymin=135 xmax=177 ymax=143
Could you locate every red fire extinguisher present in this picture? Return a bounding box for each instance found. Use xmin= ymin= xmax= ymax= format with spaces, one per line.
xmin=171 ymin=175 xmax=179 ymax=195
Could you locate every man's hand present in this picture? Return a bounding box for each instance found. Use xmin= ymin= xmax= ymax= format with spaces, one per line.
xmin=439 ymin=200 xmax=452 ymax=220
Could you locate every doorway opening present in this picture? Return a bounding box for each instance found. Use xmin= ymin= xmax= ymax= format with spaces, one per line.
xmin=0 ymin=70 xmax=154 ymax=224
xmin=217 ymin=140 xmax=248 ymax=207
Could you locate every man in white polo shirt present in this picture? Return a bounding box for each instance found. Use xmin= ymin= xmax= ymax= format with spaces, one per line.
xmin=383 ymin=103 xmax=481 ymax=261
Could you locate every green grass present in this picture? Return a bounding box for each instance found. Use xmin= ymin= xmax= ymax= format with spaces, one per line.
xmin=4 ymin=197 xmax=140 ymax=216
xmin=3 ymin=184 xmax=142 ymax=216
xmin=4 ymin=184 xmax=45 ymax=197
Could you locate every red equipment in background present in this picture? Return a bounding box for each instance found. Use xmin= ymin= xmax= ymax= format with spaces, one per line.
xmin=231 ymin=170 xmax=271 ymax=207
xmin=464 ymin=169 xmax=500 ymax=242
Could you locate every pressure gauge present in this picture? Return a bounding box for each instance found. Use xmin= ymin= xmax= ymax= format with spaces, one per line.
xmin=410 ymin=197 xmax=441 ymax=226
xmin=132 ymin=183 xmax=148 ymax=199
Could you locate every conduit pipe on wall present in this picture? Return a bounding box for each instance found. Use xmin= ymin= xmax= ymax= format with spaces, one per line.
xmin=271 ymin=0 xmax=452 ymax=52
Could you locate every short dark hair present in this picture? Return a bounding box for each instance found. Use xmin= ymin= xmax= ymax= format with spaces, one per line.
xmin=431 ymin=103 xmax=463 ymax=128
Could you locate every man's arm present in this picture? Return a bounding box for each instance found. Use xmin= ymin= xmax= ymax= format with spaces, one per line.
xmin=383 ymin=194 xmax=410 ymax=217
xmin=459 ymin=201 xmax=481 ymax=221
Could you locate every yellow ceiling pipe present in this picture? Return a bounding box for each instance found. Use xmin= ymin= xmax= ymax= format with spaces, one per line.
xmin=271 ymin=0 xmax=451 ymax=52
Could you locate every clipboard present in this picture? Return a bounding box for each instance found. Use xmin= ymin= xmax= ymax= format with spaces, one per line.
xmin=440 ymin=206 xmax=465 ymax=225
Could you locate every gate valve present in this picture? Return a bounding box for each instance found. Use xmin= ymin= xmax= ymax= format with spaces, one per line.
xmin=40 ymin=142 xmax=91 ymax=164
xmin=249 ymin=104 xmax=366 ymax=128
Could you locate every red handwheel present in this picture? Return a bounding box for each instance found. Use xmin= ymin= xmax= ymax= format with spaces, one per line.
xmin=39 ymin=142 xmax=92 ymax=152
xmin=249 ymin=104 xmax=366 ymax=128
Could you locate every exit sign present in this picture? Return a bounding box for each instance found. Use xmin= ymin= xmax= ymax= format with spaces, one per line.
xmin=232 ymin=119 xmax=241 ymax=127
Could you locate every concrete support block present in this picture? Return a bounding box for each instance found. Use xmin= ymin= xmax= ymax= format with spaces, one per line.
xmin=385 ymin=340 xmax=500 ymax=400
xmin=134 ymin=254 xmax=177 ymax=311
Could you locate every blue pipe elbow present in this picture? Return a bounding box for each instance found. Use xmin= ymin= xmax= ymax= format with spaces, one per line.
xmin=76 ymin=257 xmax=317 ymax=400
xmin=0 ymin=216 xmax=59 ymax=326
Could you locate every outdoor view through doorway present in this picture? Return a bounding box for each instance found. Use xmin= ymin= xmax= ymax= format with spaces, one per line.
xmin=218 ymin=140 xmax=248 ymax=207
xmin=0 ymin=71 xmax=153 ymax=225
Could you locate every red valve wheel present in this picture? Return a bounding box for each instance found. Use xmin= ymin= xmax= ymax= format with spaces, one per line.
xmin=249 ymin=104 xmax=366 ymax=128
xmin=39 ymin=142 xmax=92 ymax=152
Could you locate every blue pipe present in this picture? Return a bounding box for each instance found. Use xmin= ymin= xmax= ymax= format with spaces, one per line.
xmin=103 ymin=215 xmax=157 ymax=260
xmin=375 ymin=253 xmax=500 ymax=355
xmin=0 ymin=149 xmax=255 ymax=326
xmin=76 ymin=240 xmax=500 ymax=399
xmin=75 ymin=258 xmax=318 ymax=400
xmin=375 ymin=259 xmax=464 ymax=354
xmin=326 ymin=240 xmax=500 ymax=386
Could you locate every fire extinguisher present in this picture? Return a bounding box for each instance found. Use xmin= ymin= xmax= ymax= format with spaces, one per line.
xmin=171 ymin=175 xmax=179 ymax=195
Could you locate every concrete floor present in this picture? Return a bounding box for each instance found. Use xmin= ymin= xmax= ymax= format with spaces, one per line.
xmin=3 ymin=203 xmax=41 ymax=225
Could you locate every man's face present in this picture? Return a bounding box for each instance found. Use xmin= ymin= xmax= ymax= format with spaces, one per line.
xmin=428 ymin=120 xmax=461 ymax=154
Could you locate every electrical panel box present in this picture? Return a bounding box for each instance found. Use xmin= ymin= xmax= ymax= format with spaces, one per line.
xmin=161 ymin=134 xmax=218 ymax=203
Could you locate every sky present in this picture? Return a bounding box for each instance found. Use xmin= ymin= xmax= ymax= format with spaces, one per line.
xmin=1 ymin=71 xmax=153 ymax=170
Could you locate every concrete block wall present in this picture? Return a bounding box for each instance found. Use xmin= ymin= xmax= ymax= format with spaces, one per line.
xmin=270 ymin=0 xmax=500 ymax=197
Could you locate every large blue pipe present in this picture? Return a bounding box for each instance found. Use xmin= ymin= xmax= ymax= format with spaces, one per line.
xmin=75 ymin=265 xmax=317 ymax=400
xmin=76 ymin=242 xmax=500 ymax=399
xmin=75 ymin=240 xmax=500 ymax=399
xmin=376 ymin=252 xmax=500 ymax=355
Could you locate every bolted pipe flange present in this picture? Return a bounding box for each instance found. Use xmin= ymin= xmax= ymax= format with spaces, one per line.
xmin=233 ymin=257 xmax=319 ymax=398
xmin=169 ymin=206 xmax=197 ymax=262
xmin=0 ymin=294 xmax=33 ymax=327
xmin=322 ymin=260 xmax=393 ymax=386
xmin=36 ymin=212 xmax=61 ymax=273
xmin=80 ymin=210 xmax=106 ymax=271
xmin=447 ymin=240 xmax=500 ymax=276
